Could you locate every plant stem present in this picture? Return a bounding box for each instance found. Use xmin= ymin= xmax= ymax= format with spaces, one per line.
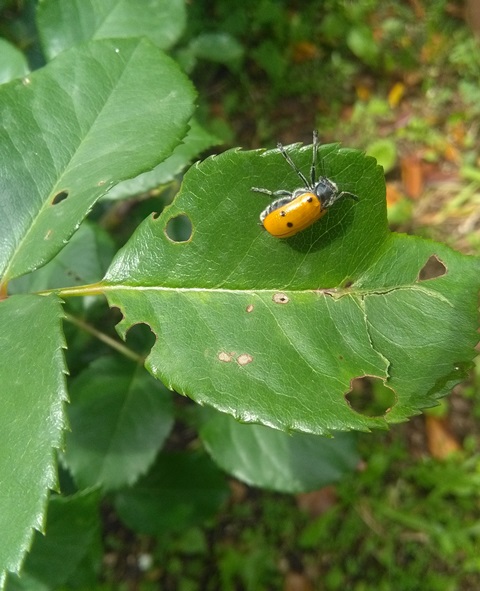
xmin=56 ymin=283 xmax=105 ymax=297
xmin=64 ymin=313 xmax=142 ymax=363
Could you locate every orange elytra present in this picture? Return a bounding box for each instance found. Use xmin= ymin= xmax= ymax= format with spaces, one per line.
xmin=252 ymin=130 xmax=358 ymax=238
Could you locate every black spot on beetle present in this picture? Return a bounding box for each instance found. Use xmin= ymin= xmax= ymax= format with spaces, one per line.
xmin=287 ymin=222 xmax=293 ymax=228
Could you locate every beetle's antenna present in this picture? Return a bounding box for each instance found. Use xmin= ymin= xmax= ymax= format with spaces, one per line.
xmin=277 ymin=142 xmax=311 ymax=188
xmin=311 ymin=130 xmax=319 ymax=185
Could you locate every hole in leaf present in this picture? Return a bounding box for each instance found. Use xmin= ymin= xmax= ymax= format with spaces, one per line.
xmin=164 ymin=214 xmax=192 ymax=242
xmin=110 ymin=306 xmax=124 ymax=322
xmin=418 ymin=255 xmax=447 ymax=281
xmin=273 ymin=292 xmax=289 ymax=304
xmin=345 ymin=376 xmax=395 ymax=416
xmin=52 ymin=190 xmax=69 ymax=205
xmin=124 ymin=322 xmax=156 ymax=358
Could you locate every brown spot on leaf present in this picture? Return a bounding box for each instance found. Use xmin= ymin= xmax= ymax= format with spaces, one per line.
xmin=246 ymin=304 xmax=254 ymax=313
xmin=237 ymin=353 xmax=253 ymax=366
xmin=218 ymin=351 xmax=233 ymax=363
xmin=273 ymin=292 xmax=289 ymax=304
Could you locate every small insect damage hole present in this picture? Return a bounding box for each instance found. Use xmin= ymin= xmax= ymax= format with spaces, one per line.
xmin=164 ymin=214 xmax=192 ymax=242
xmin=52 ymin=190 xmax=69 ymax=205
xmin=345 ymin=376 xmax=395 ymax=417
xmin=273 ymin=292 xmax=289 ymax=304
xmin=124 ymin=322 xmax=157 ymax=358
xmin=418 ymin=255 xmax=447 ymax=281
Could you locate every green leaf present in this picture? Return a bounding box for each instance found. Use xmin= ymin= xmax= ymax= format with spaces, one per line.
xmin=0 ymin=38 xmax=196 ymax=284
xmin=0 ymin=295 xmax=67 ymax=583
xmin=189 ymin=33 xmax=244 ymax=65
xmin=114 ymin=452 xmax=229 ymax=535
xmin=9 ymin=221 xmax=115 ymax=293
xmin=106 ymin=119 xmax=221 ymax=200
xmin=100 ymin=143 xmax=480 ymax=435
xmin=105 ymin=145 xmax=388 ymax=286
xmin=0 ymin=39 xmax=29 ymax=84
xmin=64 ymin=356 xmax=174 ymax=491
xmin=347 ymin=26 xmax=379 ymax=67
xmin=365 ymin=139 xmax=397 ymax=173
xmin=252 ymin=40 xmax=286 ymax=82
xmin=6 ymin=491 xmax=101 ymax=590
xmin=354 ymin=236 xmax=480 ymax=422
xmin=37 ymin=0 xmax=186 ymax=60
xmin=199 ymin=410 xmax=360 ymax=493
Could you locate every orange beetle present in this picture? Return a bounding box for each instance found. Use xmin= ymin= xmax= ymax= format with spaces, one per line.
xmin=252 ymin=130 xmax=359 ymax=238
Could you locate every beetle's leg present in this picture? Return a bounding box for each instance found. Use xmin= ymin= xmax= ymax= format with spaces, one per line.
xmin=338 ymin=191 xmax=359 ymax=202
xmin=276 ymin=142 xmax=311 ymax=188
xmin=251 ymin=187 xmax=292 ymax=197
xmin=311 ymin=130 xmax=319 ymax=185
xmin=259 ymin=195 xmax=295 ymax=223
xmin=326 ymin=190 xmax=359 ymax=208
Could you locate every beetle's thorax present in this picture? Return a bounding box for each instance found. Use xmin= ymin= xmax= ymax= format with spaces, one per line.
xmin=313 ymin=177 xmax=338 ymax=207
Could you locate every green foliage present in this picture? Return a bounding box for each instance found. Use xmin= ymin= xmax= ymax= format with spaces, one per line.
xmin=185 ymin=32 xmax=244 ymax=68
xmin=103 ymin=144 xmax=479 ymax=434
xmin=182 ymin=0 xmax=471 ymax=124
xmin=9 ymin=222 xmax=115 ymax=293
xmin=106 ymin=119 xmax=220 ymax=201
xmin=140 ymin=441 xmax=480 ymax=590
xmin=199 ymin=409 xmax=360 ymax=492
xmin=114 ymin=452 xmax=229 ymax=535
xmin=0 ymin=1 xmax=198 ymax=584
xmin=365 ymin=138 xmax=397 ymax=173
xmin=0 ymin=37 xmax=195 ymax=282
xmin=36 ymin=0 xmax=186 ymax=59
xmin=295 ymin=441 xmax=480 ymax=590
xmin=64 ymin=356 xmax=175 ymax=491
xmin=0 ymin=38 xmax=29 ymax=83
xmin=0 ymin=295 xmax=67 ymax=583
xmin=0 ymin=0 xmax=479 ymax=589
xmin=6 ymin=491 xmax=101 ymax=590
